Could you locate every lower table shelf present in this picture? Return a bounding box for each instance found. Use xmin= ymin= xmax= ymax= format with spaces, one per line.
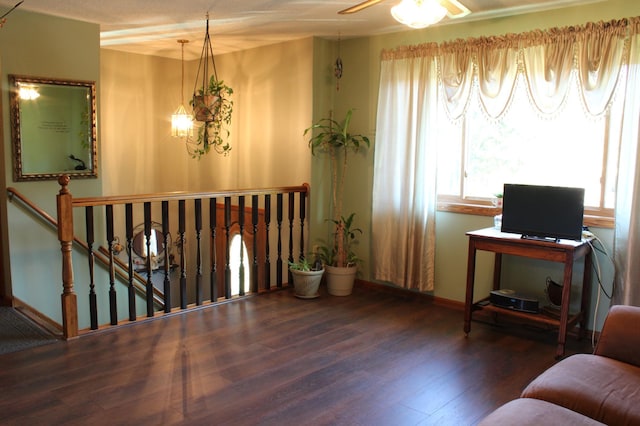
xmin=473 ymin=298 xmax=583 ymax=330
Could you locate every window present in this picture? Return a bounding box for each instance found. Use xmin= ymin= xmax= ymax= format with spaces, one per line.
xmin=436 ymin=69 xmax=624 ymax=224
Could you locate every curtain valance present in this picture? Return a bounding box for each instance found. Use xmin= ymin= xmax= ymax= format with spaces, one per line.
xmin=381 ymin=17 xmax=638 ymax=118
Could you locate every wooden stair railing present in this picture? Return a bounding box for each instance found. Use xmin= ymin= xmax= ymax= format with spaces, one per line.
xmin=6 ymin=186 xmax=164 ymax=309
xmin=56 ymin=175 xmax=310 ymax=339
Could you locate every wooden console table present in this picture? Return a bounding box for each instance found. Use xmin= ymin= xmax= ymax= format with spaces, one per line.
xmin=464 ymin=227 xmax=593 ymax=358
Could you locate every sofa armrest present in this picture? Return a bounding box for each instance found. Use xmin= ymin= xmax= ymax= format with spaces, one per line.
xmin=594 ymin=304 xmax=640 ymax=367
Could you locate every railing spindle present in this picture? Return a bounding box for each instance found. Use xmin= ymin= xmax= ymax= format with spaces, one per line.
xmin=106 ymin=204 xmax=117 ymax=325
xmin=143 ymin=202 xmax=153 ymax=317
xmin=162 ymin=201 xmax=171 ymax=313
xmin=276 ymin=193 xmax=283 ymax=287
xmin=178 ymin=200 xmax=187 ymax=309
xmin=300 ymin=188 xmax=306 ymax=262
xmin=264 ymin=194 xmax=271 ymax=292
xmin=288 ymin=192 xmax=295 ymax=284
xmin=86 ymin=206 xmax=98 ymax=330
xmin=126 ymin=203 xmax=136 ymax=320
xmin=224 ymin=197 xmax=232 ymax=299
xmin=195 ymin=198 xmax=203 ymax=305
xmin=210 ymin=198 xmax=218 ymax=302
xmin=238 ymin=196 xmax=245 ymax=296
xmin=251 ymin=195 xmax=259 ymax=293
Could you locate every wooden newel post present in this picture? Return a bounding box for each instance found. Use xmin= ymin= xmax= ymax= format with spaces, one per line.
xmin=57 ymin=175 xmax=78 ymax=339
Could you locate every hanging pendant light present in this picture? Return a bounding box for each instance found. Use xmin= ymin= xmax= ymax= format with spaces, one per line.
xmin=171 ymin=39 xmax=193 ymax=138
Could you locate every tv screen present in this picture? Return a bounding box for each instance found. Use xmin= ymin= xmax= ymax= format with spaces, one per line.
xmin=501 ymin=184 xmax=585 ymax=241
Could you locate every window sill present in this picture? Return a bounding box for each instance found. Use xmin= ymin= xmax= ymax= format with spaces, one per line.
xmin=437 ymin=202 xmax=614 ymax=229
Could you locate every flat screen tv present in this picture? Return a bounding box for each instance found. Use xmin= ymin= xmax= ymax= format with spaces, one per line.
xmin=500 ymin=184 xmax=585 ymax=241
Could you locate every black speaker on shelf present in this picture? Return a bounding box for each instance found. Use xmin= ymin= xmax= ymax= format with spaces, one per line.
xmin=489 ymin=289 xmax=539 ymax=313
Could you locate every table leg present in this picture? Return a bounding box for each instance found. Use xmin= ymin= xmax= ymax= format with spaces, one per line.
xmin=493 ymin=253 xmax=502 ymax=291
xmin=464 ymin=239 xmax=477 ymax=336
xmin=579 ymin=249 xmax=593 ymax=340
xmin=556 ymin=258 xmax=573 ymax=358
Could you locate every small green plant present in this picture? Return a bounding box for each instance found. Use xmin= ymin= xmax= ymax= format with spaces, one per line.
xmin=316 ymin=213 xmax=363 ymax=267
xmin=289 ymin=256 xmax=323 ymax=272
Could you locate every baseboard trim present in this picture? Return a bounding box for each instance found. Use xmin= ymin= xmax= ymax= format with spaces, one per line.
xmin=355 ymin=279 xmax=464 ymax=310
xmin=12 ymin=297 xmax=63 ymax=337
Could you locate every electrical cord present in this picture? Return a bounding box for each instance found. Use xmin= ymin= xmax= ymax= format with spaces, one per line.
xmin=585 ymin=234 xmax=615 ymax=348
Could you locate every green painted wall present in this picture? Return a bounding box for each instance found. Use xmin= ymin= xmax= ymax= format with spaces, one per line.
xmin=319 ymin=0 xmax=639 ymax=330
xmin=0 ymin=10 xmax=103 ymax=324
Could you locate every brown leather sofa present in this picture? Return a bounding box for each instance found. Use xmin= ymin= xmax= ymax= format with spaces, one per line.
xmin=479 ymin=305 xmax=640 ymax=425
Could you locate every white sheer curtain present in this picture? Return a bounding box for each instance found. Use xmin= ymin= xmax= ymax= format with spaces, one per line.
xmin=522 ymin=31 xmax=574 ymax=113
xmin=372 ymin=47 xmax=438 ymax=291
xmin=373 ymin=18 xmax=640 ymax=299
xmin=614 ymin=18 xmax=640 ymax=306
xmin=476 ymin=37 xmax=520 ymax=118
xmin=440 ymin=42 xmax=474 ymax=119
xmin=577 ymin=22 xmax=628 ymax=115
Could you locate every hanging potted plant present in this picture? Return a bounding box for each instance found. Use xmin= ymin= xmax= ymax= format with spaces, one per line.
xmin=304 ymin=109 xmax=370 ymax=296
xmin=288 ymin=257 xmax=324 ymax=299
xmin=192 ymin=77 xmax=232 ymax=123
xmin=185 ymin=14 xmax=233 ymax=159
xmin=189 ymin=75 xmax=233 ymax=158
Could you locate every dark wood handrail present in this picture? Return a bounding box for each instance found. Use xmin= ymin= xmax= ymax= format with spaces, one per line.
xmin=71 ymin=184 xmax=310 ymax=207
xmin=7 ymin=186 xmax=58 ymax=228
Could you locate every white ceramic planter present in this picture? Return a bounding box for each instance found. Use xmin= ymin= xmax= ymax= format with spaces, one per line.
xmin=324 ymin=265 xmax=357 ymax=296
xmin=290 ymin=268 xmax=324 ymax=299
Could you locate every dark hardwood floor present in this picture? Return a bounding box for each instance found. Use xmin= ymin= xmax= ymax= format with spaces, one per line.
xmin=0 ymin=287 xmax=592 ymax=425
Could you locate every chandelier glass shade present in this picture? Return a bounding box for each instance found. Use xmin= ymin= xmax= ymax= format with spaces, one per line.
xmin=171 ymin=104 xmax=193 ymax=137
xmin=171 ymin=39 xmax=193 ymax=138
xmin=391 ymin=0 xmax=448 ymax=29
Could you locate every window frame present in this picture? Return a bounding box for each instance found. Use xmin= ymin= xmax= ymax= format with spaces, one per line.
xmin=437 ymin=194 xmax=614 ymax=228
xmin=435 ymin=74 xmax=619 ymax=230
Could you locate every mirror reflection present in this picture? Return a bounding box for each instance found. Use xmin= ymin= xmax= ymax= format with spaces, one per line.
xmin=131 ymin=223 xmax=172 ymax=271
xmin=9 ymin=75 xmax=97 ymax=181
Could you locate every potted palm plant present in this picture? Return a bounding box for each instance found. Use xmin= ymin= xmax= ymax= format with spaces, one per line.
xmin=304 ymin=109 xmax=370 ymax=296
xmin=289 ymin=258 xmax=324 ymax=299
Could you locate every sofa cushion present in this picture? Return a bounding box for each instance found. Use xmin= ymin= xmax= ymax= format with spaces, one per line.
xmin=522 ymin=353 xmax=640 ymax=425
xmin=478 ymin=398 xmax=605 ymax=425
xmin=595 ymin=305 xmax=640 ymax=367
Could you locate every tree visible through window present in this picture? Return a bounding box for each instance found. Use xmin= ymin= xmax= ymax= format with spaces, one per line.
xmin=436 ymin=70 xmax=624 ymax=213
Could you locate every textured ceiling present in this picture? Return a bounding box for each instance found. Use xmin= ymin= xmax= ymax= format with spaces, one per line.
xmin=0 ymin=0 xmax=604 ymax=59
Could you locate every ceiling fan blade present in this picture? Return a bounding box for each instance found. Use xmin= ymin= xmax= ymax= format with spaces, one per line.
xmin=439 ymin=0 xmax=471 ymax=18
xmin=338 ymin=0 xmax=386 ymax=15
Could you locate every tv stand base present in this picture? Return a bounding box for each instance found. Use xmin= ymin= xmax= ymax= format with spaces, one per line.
xmin=521 ymin=234 xmax=559 ymax=243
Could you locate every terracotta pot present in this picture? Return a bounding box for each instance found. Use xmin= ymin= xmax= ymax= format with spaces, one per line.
xmin=192 ymin=94 xmax=220 ymax=122
xmin=325 ymin=265 xmax=357 ymax=296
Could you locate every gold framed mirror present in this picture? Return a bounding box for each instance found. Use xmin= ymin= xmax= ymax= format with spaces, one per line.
xmin=9 ymin=75 xmax=98 ymax=181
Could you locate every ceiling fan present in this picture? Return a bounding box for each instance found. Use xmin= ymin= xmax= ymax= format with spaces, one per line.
xmin=339 ymin=0 xmax=471 ymax=28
